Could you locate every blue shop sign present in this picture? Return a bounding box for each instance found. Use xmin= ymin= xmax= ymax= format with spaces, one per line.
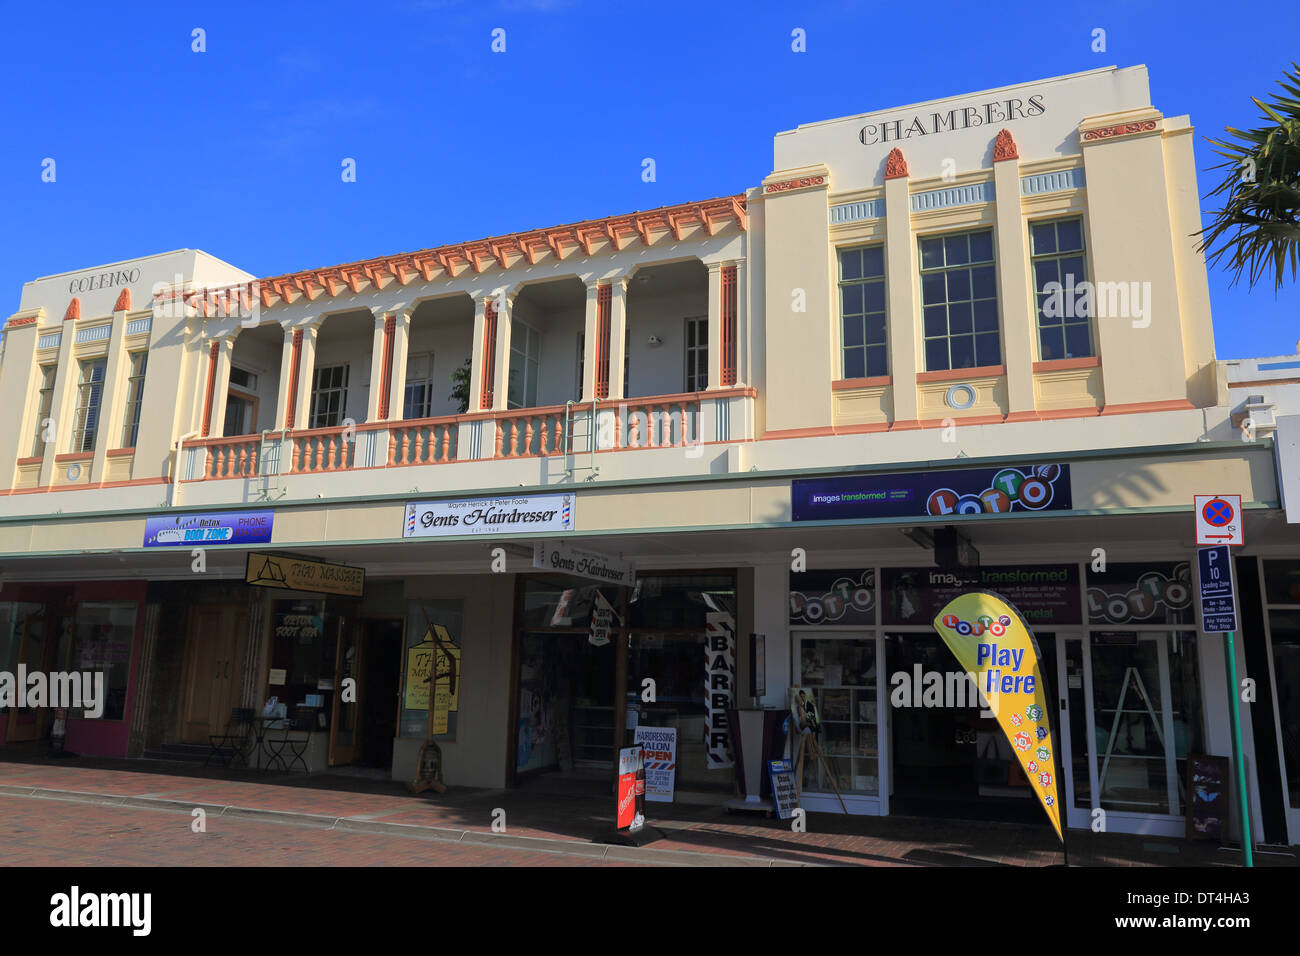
xmin=791 ymin=464 xmax=1071 ymax=522
xmin=143 ymin=510 xmax=274 ymax=547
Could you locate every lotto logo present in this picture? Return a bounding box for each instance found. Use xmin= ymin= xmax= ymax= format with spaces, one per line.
xmin=1036 ymin=746 xmax=1050 ymax=761
xmin=1010 ymin=714 xmax=1022 ymax=726
xmin=924 ymin=466 xmax=1059 ymax=518
xmin=1025 ymin=705 xmax=1043 ymax=721
xmin=1038 ymin=771 xmax=1052 ymax=787
xmin=1013 ymin=732 xmax=1031 ymax=751
xmin=1045 ymin=795 xmax=1055 ymax=807
xmin=1035 ymin=726 xmax=1048 ymax=741
xmin=1027 ymin=760 xmax=1038 ymax=773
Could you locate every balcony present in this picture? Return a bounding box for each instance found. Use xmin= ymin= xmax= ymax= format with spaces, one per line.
xmin=179 ymin=386 xmax=755 ymax=487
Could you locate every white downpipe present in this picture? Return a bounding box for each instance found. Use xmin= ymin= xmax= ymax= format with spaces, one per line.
xmin=169 ymin=430 xmax=200 ymax=507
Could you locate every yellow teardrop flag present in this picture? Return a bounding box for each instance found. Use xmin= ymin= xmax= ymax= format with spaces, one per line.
xmin=932 ymin=591 xmax=1063 ymax=842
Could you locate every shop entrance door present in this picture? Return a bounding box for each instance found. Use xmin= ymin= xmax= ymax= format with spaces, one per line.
xmin=514 ymin=630 xmax=617 ymax=781
xmin=886 ymin=631 xmax=1069 ymax=825
xmin=329 ymin=619 xmax=361 ymax=766
xmin=178 ymin=604 xmax=248 ymax=744
xmin=6 ymin=611 xmax=53 ymax=743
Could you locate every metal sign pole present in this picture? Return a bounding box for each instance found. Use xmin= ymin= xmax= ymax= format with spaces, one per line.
xmin=1223 ymin=631 xmax=1254 ymax=867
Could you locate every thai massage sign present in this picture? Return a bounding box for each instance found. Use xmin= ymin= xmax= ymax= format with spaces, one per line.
xmin=932 ymin=592 xmax=1063 ymax=842
xmin=704 ymin=612 xmax=736 ymax=769
xmin=403 ymin=494 xmax=574 ymax=538
xmin=791 ymin=464 xmax=1070 ymax=522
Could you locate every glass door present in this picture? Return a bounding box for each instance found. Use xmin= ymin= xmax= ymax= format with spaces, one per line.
xmin=329 ymin=618 xmax=361 ymax=766
xmin=7 ymin=610 xmax=51 ymax=742
xmin=791 ymin=633 xmax=881 ymax=800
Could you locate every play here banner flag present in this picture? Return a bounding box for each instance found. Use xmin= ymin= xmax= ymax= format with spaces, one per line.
xmin=932 ymin=591 xmax=1063 ymax=842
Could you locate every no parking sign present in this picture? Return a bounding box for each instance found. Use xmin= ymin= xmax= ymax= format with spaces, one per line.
xmin=1194 ymin=494 xmax=1243 ymax=546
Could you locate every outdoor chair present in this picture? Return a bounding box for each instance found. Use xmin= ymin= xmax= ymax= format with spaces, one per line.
xmin=266 ymin=706 xmax=317 ymax=773
xmin=207 ymin=707 xmax=255 ymax=768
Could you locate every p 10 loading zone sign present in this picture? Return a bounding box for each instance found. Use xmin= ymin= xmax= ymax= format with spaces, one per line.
xmin=932 ymin=591 xmax=1064 ymax=844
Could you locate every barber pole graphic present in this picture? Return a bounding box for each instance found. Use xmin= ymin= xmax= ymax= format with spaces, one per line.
xmin=704 ymin=612 xmax=736 ymax=769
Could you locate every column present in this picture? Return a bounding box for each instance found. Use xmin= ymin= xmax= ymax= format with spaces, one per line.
xmin=366 ymin=310 xmax=389 ymax=422
xmin=580 ymin=281 xmax=600 ymax=403
xmin=468 ymin=297 xmax=490 ymax=411
xmin=706 ymin=262 xmax=723 ymax=390
xmin=388 ymin=308 xmax=412 ymax=419
xmin=733 ymin=258 xmax=747 ymax=386
xmin=993 ymin=135 xmax=1036 ymax=420
xmin=207 ymin=336 xmax=235 ymax=438
xmin=0 ymin=317 xmax=41 ymax=480
xmin=90 ymin=308 xmax=131 ymax=481
xmin=273 ymin=326 xmax=297 ymax=429
xmin=490 ymin=291 xmax=513 ymax=411
xmin=607 ymin=276 xmax=628 ymax=400
xmin=293 ymin=324 xmax=319 ymax=428
xmin=884 ymin=164 xmax=920 ymax=426
xmin=39 ymin=311 xmax=79 ymax=488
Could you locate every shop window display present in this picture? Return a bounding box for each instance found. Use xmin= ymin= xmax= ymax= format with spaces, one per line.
xmin=793 ymin=636 xmax=879 ymax=796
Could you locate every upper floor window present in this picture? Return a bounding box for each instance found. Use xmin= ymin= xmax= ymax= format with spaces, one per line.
xmin=685 ymin=316 xmax=707 ymax=392
xmin=403 ymin=352 xmax=436 ymax=419
xmin=32 ymin=364 xmax=56 ymax=457
xmin=121 ymin=352 xmax=148 ymax=448
xmin=309 ymin=364 xmax=349 ymax=429
xmin=1030 ymin=217 xmax=1093 ymax=361
xmin=72 ymin=358 xmax=107 ymax=453
xmin=920 ymin=228 xmax=999 ymax=372
xmin=838 ymin=245 xmax=888 ymax=379
xmin=507 ymin=324 xmax=540 ymax=409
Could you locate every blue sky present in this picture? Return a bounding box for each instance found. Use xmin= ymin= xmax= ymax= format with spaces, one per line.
xmin=1 ymin=0 xmax=1296 ymax=360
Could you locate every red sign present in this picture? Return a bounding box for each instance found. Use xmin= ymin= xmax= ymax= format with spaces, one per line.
xmin=617 ymin=746 xmax=644 ymax=830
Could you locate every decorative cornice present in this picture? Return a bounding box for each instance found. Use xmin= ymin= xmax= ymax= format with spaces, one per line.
xmin=64 ymin=298 xmax=81 ymax=322
xmin=5 ymin=316 xmax=37 ymax=329
xmin=993 ymin=128 xmax=1019 ymax=162
xmin=1081 ymin=119 xmax=1158 ymax=142
xmin=764 ymin=175 xmax=826 ymax=194
xmin=884 ymin=148 xmax=908 ymax=180
xmin=221 ymin=196 xmax=747 ymax=313
xmin=113 ymin=288 xmax=131 ymax=312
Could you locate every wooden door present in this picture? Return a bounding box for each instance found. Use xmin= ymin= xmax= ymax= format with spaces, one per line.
xmin=7 ymin=613 xmax=50 ymax=742
xmin=178 ymin=604 xmax=248 ymax=744
xmin=329 ymin=618 xmax=362 ymax=766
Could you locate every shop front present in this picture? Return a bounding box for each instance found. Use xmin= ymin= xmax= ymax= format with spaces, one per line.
xmin=788 ymin=559 xmax=1212 ymax=837
xmin=0 ymin=580 xmax=146 ymax=758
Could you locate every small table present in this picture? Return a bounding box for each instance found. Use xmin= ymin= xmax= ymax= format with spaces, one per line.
xmin=252 ymin=717 xmax=288 ymax=773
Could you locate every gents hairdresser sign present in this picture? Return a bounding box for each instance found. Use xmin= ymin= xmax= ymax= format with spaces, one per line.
xmin=404 ymin=494 xmax=574 ymax=538
xmin=534 ymin=541 xmax=634 ymax=586
xmin=143 ymin=511 xmax=273 ymax=547
xmin=792 ymin=464 xmax=1070 ymax=522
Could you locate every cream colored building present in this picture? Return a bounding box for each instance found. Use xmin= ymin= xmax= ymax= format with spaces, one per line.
xmin=2 ymin=64 xmax=1296 ymax=845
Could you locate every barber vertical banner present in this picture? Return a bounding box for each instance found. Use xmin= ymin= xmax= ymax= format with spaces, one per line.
xmin=932 ymin=591 xmax=1063 ymax=842
xmin=704 ymin=612 xmax=736 ymax=769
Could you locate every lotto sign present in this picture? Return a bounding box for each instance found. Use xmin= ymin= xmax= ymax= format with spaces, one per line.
xmin=1195 ymin=494 xmax=1243 ymax=546
xmin=932 ymin=591 xmax=1063 ymax=842
xmin=634 ymin=726 xmax=677 ymax=802
xmin=704 ymin=612 xmax=736 ymax=769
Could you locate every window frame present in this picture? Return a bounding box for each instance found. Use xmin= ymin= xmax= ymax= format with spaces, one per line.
xmin=120 ymin=351 xmax=148 ymax=448
xmin=1029 ymin=216 xmax=1094 ymax=362
xmin=836 ymin=243 xmax=889 ymax=380
xmin=684 ymin=316 xmax=708 ymax=392
xmin=31 ymin=364 xmax=57 ymax=457
xmin=402 ymin=351 xmax=437 ymax=420
xmin=72 ymin=357 xmax=108 ymax=453
xmin=507 ymin=323 xmax=541 ymax=410
xmin=309 ymin=363 xmax=350 ymax=429
xmin=918 ymin=227 xmax=1001 ymax=373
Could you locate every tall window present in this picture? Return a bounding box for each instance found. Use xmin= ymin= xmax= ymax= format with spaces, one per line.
xmin=72 ymin=358 xmax=107 ymax=453
xmin=224 ymin=365 xmax=257 ymax=437
xmin=403 ymin=352 xmax=436 ymax=419
xmin=838 ymin=244 xmax=888 ymax=378
xmin=309 ymin=364 xmax=349 ymax=428
xmin=120 ymin=352 xmax=148 ymax=447
xmin=31 ymin=364 xmax=56 ymax=457
xmin=919 ymin=229 xmax=999 ymax=372
xmin=1031 ymin=217 xmax=1093 ymax=361
xmin=685 ymin=316 xmax=707 ymax=392
xmin=507 ymin=324 xmax=540 ymax=409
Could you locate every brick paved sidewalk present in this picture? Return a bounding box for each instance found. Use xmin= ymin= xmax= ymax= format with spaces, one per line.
xmin=0 ymin=754 xmax=1291 ymax=867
